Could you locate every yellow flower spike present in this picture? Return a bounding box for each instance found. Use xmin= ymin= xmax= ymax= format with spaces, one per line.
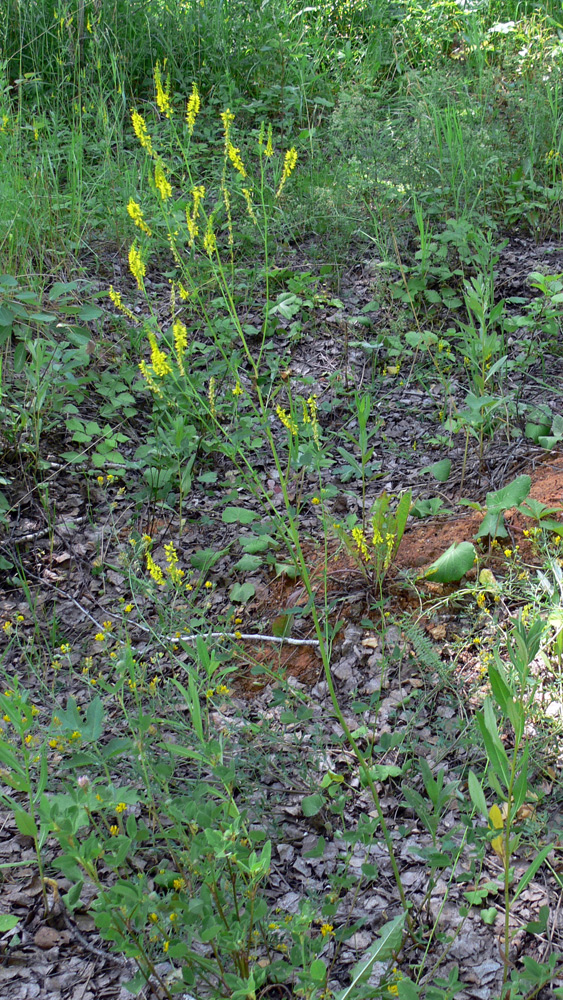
xmin=276 ymin=147 xmax=298 ymax=198
xmin=154 ymin=60 xmax=173 ymax=118
xmin=186 ymin=185 xmax=205 ymax=246
xmin=352 ymin=526 xmax=370 ymax=562
xmin=131 ymin=109 xmax=155 ymax=156
xmin=220 ymin=108 xmax=235 ymax=149
xmin=242 ymin=187 xmax=257 ymax=224
xmin=128 ymin=243 xmax=146 ymax=290
xmin=276 ymin=405 xmax=298 ymax=436
xmin=208 ymin=377 xmax=217 ymax=419
xmin=146 ymin=552 xmax=165 ymax=586
xmin=203 ymin=215 xmax=217 ymax=256
xmin=127 ymin=198 xmax=152 ymax=236
xmin=139 ymin=360 xmax=164 ymax=397
xmin=108 ymin=285 xmax=135 ymax=321
xmin=173 ymin=320 xmax=188 ymax=375
xmin=186 ymin=82 xmax=200 ymax=135
xmin=147 ymin=332 xmax=172 ymax=377
xmin=154 ymin=160 xmax=172 ymax=201
xmin=264 ymin=123 xmax=274 ymax=157
xmin=227 ymin=142 xmax=246 ymax=178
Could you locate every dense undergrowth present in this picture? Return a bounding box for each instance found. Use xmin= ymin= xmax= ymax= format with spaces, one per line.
xmin=1 ymin=1 xmax=563 ymax=998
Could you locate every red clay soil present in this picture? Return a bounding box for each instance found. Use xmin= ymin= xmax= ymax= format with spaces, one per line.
xmin=235 ymin=456 xmax=563 ymax=692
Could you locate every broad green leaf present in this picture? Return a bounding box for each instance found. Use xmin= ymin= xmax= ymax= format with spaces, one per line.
xmin=233 ymin=553 xmax=262 ymax=572
xmin=301 ymin=793 xmax=325 ymax=817
xmin=309 ymin=959 xmax=327 ymax=983
xmin=0 ymin=914 xmax=19 ymax=932
xmin=420 ymin=459 xmax=451 ymax=482
xmin=424 ymin=541 xmax=476 ymax=583
xmin=229 ymin=582 xmax=255 ymax=603
xmin=222 ymin=507 xmax=257 ymax=524
xmin=485 ymin=475 xmax=531 ymax=513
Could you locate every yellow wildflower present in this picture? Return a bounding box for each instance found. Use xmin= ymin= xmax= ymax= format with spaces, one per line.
xmin=186 ymin=185 xmax=205 ymax=246
xmin=220 ymin=108 xmax=235 ymax=149
xmin=320 ymin=923 xmax=334 ymax=937
xmin=276 ymin=405 xmax=297 ymax=436
xmin=139 ymin=360 xmax=163 ymax=397
xmin=148 ymin=332 xmax=172 ymax=377
xmin=264 ymin=123 xmax=274 ymax=157
xmin=186 ymin=82 xmax=200 ymax=134
xmin=146 ymin=552 xmax=165 ymax=585
xmin=115 ymin=802 xmax=127 ymax=813
xmin=352 ymin=526 xmax=370 ymax=562
xmin=127 ymin=198 xmax=152 ymax=236
xmin=108 ymin=285 xmax=135 ymax=321
xmin=109 ymin=824 xmax=119 ymax=836
xmin=276 ymin=147 xmax=298 ymax=198
xmin=154 ymin=61 xmax=173 ymax=117
xmin=164 ymin=542 xmax=184 ymax=585
xmin=154 ymin=160 xmax=172 ymax=201
xmin=128 ymin=243 xmax=146 ymax=290
xmin=227 ymin=142 xmax=246 ymax=178
xmin=232 ymin=381 xmax=243 ymax=396
xmin=208 ymin=376 xmax=216 ymax=419
xmin=173 ymin=319 xmax=188 ymax=374
xmin=242 ymin=187 xmax=257 ymax=223
xmin=203 ymin=215 xmax=217 ymax=256
xmin=131 ymin=110 xmax=155 ymax=156
xmin=178 ymin=282 xmax=190 ymax=300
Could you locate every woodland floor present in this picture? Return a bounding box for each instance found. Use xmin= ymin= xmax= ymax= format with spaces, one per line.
xmin=0 ymin=230 xmax=563 ymax=999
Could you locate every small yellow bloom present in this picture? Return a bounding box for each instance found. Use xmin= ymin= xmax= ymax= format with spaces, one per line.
xmin=312 ymin=497 xmax=321 ymax=505
xmin=2 ymin=621 xmax=12 ymax=634
xmin=127 ymin=198 xmax=152 ymax=236
xmin=146 ymin=552 xmax=165 ymax=586
xmin=276 ymin=147 xmax=298 ymax=198
xmin=320 ymin=923 xmax=334 ymax=937
xmin=276 ymin=405 xmax=298 ymax=436
xmin=131 ymin=110 xmax=155 ymax=156
xmin=154 ymin=160 xmax=172 ymax=201
xmin=108 ymin=285 xmax=135 ymax=321
xmin=115 ymin=802 xmax=127 ymax=813
xmin=149 ymin=912 xmax=158 ymax=923
xmin=154 ymin=61 xmax=173 ymax=118
xmin=186 ymin=82 xmax=200 ymax=134
xmin=97 ymin=475 xmax=104 ymax=485
xmin=173 ymin=877 xmax=185 ymax=891
xmin=128 ymin=243 xmax=146 ymax=290
xmin=352 ymin=526 xmax=369 ymax=562
xmin=173 ymin=320 xmax=188 ymax=374
xmin=232 ymin=380 xmax=243 ymax=396
xmin=124 ymin=604 xmax=134 ymax=614
xmin=227 ymin=142 xmax=246 ymax=178
xmin=264 ymin=123 xmax=274 ymax=157
xmin=203 ymin=215 xmax=217 ymax=256
xmin=204 ymin=580 xmax=213 ymax=589
xmin=148 ymin=332 xmax=172 ymax=377
xmin=504 ymin=548 xmax=512 ymax=558
xmin=109 ymin=824 xmax=119 ymax=837
xmin=95 ymin=632 xmax=106 ymax=642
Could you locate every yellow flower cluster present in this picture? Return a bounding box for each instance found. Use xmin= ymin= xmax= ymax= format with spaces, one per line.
xmin=128 ymin=243 xmax=146 ymax=289
xmin=242 ymin=187 xmax=257 ymax=223
xmin=139 ymin=361 xmax=163 ymax=397
xmin=148 ymin=332 xmax=172 ymax=377
xmin=203 ymin=216 xmax=216 ymax=256
xmin=154 ymin=61 xmax=173 ymax=118
xmin=154 ymin=160 xmax=172 ymax=201
xmin=173 ymin=320 xmax=188 ymax=375
xmin=131 ymin=110 xmax=155 ymax=156
xmin=276 ymin=147 xmax=298 ymax=198
xmin=276 ymin=405 xmax=297 ymax=436
xmin=208 ymin=376 xmax=216 ymax=419
xmin=227 ymin=142 xmax=246 ymax=178
xmin=127 ymin=198 xmax=152 ymax=235
xmin=301 ymin=394 xmax=320 ymax=446
xmin=186 ymin=82 xmax=200 ymax=135
xmin=146 ymin=552 xmax=165 ymax=585
xmin=164 ymin=542 xmax=184 ymax=585
xmin=352 ymin=526 xmax=370 ymax=561
xmin=186 ymin=185 xmax=205 ymax=246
